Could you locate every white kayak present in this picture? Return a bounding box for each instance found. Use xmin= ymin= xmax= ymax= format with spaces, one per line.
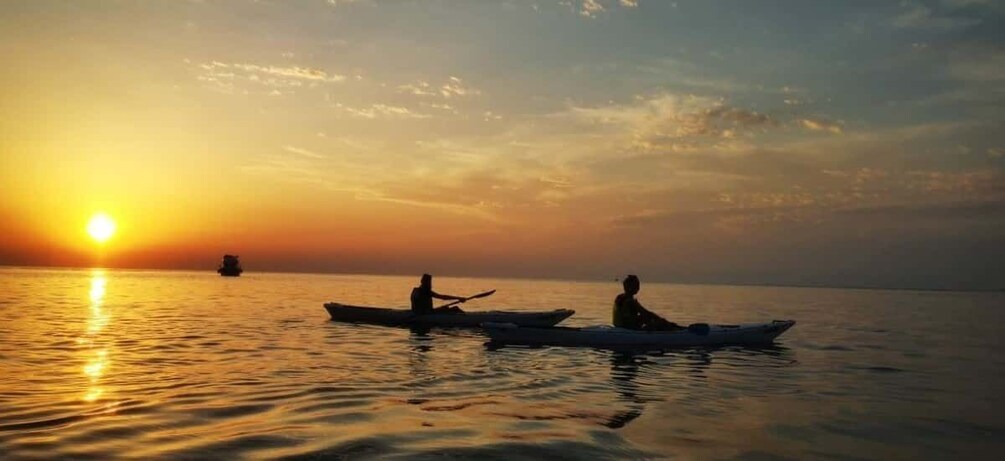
xmin=324 ymin=302 xmax=575 ymax=328
xmin=482 ymin=320 xmax=796 ymax=348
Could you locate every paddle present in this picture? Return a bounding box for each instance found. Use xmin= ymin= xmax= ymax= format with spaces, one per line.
xmin=401 ymin=289 xmax=497 ymax=324
xmin=436 ymin=289 xmax=496 ymax=310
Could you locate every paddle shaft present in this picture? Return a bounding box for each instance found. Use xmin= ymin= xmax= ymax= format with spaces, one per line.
xmin=436 ymin=289 xmax=496 ymax=309
xmin=402 ymin=289 xmax=497 ymax=323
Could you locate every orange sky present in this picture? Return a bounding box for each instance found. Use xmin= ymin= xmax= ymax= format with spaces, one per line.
xmin=1 ymin=1 xmax=1002 ymax=289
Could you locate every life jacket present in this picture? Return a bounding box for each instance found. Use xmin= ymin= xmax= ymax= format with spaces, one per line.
xmin=613 ymin=294 xmax=641 ymax=329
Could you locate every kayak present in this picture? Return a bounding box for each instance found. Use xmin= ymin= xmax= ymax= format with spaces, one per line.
xmin=323 ymin=302 xmax=575 ymax=328
xmin=482 ymin=320 xmax=796 ymax=349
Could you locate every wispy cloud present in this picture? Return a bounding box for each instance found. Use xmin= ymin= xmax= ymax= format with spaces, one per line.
xmin=325 ymin=0 xmax=363 ymax=7
xmin=560 ymin=0 xmax=638 ymax=18
xmin=397 ymin=81 xmax=436 ymax=96
xmin=892 ymin=2 xmax=981 ymax=30
xmin=941 ymin=0 xmax=993 ymax=7
xmin=239 ymin=64 xmax=344 ymax=82
xmin=608 ymin=166 xmax=1002 ymax=232
xmin=194 ymin=60 xmax=346 ymax=94
xmin=283 ymin=145 xmax=325 ymax=159
xmin=633 ymin=57 xmax=762 ymax=95
xmin=579 ymin=0 xmax=605 ymax=17
xmin=799 ymin=118 xmax=843 ymax=134
xmin=335 ymin=102 xmax=430 ymax=119
xmin=567 ymin=93 xmax=777 ymax=150
xmin=201 ymin=61 xmax=345 ymax=83
xmin=399 ymin=77 xmax=480 ymax=98
xmin=441 ymin=76 xmax=480 ymax=97
xmin=428 ymin=102 xmax=457 ymax=113
xmin=375 ymin=169 xmax=575 ymax=221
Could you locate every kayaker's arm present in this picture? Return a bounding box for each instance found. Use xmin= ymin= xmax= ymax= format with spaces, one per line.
xmin=635 ymin=301 xmax=680 ymax=330
xmin=635 ymin=302 xmax=659 ymax=321
xmin=631 ymin=299 xmax=661 ymax=322
xmin=431 ymin=291 xmax=466 ymax=302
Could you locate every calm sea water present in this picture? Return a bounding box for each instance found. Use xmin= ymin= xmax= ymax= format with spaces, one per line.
xmin=0 ymin=267 xmax=1002 ymax=460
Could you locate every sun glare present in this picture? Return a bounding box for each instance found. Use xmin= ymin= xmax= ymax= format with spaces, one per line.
xmin=87 ymin=213 xmax=116 ymax=244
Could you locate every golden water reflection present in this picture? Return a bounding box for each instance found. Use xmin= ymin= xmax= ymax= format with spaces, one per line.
xmin=87 ymin=274 xmax=108 ymax=335
xmin=82 ymin=270 xmax=109 ymax=402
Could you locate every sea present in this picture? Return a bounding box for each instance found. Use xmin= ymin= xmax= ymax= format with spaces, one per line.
xmin=0 ymin=267 xmax=1002 ymax=460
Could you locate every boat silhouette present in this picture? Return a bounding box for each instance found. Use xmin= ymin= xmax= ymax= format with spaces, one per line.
xmin=217 ymin=254 xmax=243 ymax=277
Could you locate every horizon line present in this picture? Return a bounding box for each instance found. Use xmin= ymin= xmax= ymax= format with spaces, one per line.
xmin=1 ymin=263 xmax=1000 ymax=295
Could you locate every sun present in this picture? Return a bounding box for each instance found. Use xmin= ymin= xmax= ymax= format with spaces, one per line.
xmin=86 ymin=213 xmax=117 ymax=244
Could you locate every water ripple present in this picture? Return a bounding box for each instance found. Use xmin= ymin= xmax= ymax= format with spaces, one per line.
xmin=0 ymin=268 xmax=1002 ymax=460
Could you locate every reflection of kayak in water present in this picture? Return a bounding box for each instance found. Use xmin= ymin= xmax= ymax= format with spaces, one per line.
xmin=323 ymin=303 xmax=575 ymax=328
xmin=483 ymin=320 xmax=796 ymax=348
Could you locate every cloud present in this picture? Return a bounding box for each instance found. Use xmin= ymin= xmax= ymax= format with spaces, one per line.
xmin=326 ymin=0 xmax=362 ymax=7
xmin=441 ymin=76 xmax=480 ymax=98
xmin=397 ymin=81 xmax=436 ymax=96
xmin=375 ymin=169 xmax=575 ymax=220
xmin=243 ymin=138 xmax=386 ymax=195
xmin=634 ymin=57 xmax=758 ymax=94
xmin=428 ymin=103 xmax=458 ymax=113
xmin=892 ymin=3 xmax=981 ymax=30
xmin=567 ymin=93 xmax=777 ymax=150
xmin=563 ymin=0 xmax=638 ymax=18
xmin=798 ymin=118 xmax=843 ymax=134
xmin=580 ymin=0 xmax=605 ymax=17
xmin=941 ymin=0 xmax=995 ymax=8
xmin=575 ymin=117 xmax=1002 ymax=232
xmin=195 ymin=60 xmax=346 ymax=93
xmin=283 ymin=145 xmax=325 ymax=159
xmin=397 ymin=77 xmax=481 ymax=99
xmin=483 ymin=111 xmax=503 ymax=121
xmin=335 ymin=102 xmax=430 ymax=119
xmin=904 ymin=169 xmax=999 ymax=193
xmin=201 ymin=61 xmax=345 ymax=83
xmin=241 ymin=154 xmax=334 ymax=191
xmin=609 ymin=205 xmax=821 ymax=232
xmin=609 ymin=167 xmax=1002 ymax=232
xmin=233 ymin=63 xmax=345 ymax=82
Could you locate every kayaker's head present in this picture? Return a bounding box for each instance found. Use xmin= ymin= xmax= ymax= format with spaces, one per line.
xmin=623 ymin=274 xmax=640 ymax=296
xmin=420 ymin=273 xmax=432 ymax=289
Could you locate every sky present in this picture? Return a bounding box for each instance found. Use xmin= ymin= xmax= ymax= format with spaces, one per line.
xmin=0 ymin=0 xmax=1002 ymax=290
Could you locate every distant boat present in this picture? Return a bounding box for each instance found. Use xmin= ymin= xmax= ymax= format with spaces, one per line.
xmin=217 ymin=254 xmax=243 ymax=277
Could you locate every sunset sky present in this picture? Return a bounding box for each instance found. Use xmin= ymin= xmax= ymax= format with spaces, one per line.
xmin=1 ymin=0 xmax=1002 ymax=289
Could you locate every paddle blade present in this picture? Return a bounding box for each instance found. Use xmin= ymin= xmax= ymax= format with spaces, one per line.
xmin=467 ymin=289 xmax=496 ymax=300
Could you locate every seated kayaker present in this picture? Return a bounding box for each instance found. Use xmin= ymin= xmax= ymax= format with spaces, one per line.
xmin=411 ymin=273 xmax=466 ymax=314
xmin=613 ymin=275 xmax=682 ymax=331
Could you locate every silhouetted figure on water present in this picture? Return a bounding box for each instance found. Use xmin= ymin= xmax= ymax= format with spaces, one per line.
xmin=411 ymin=274 xmax=466 ymax=314
xmin=217 ymin=254 xmax=242 ymax=277
xmin=613 ymin=275 xmax=682 ymax=331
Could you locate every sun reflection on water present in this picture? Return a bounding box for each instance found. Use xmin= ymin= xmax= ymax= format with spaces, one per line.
xmin=83 ymin=384 xmax=105 ymax=403
xmin=83 ymin=349 xmax=108 ymax=378
xmin=87 ymin=275 xmax=108 ymax=335
xmin=82 ymin=270 xmax=110 ymax=402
